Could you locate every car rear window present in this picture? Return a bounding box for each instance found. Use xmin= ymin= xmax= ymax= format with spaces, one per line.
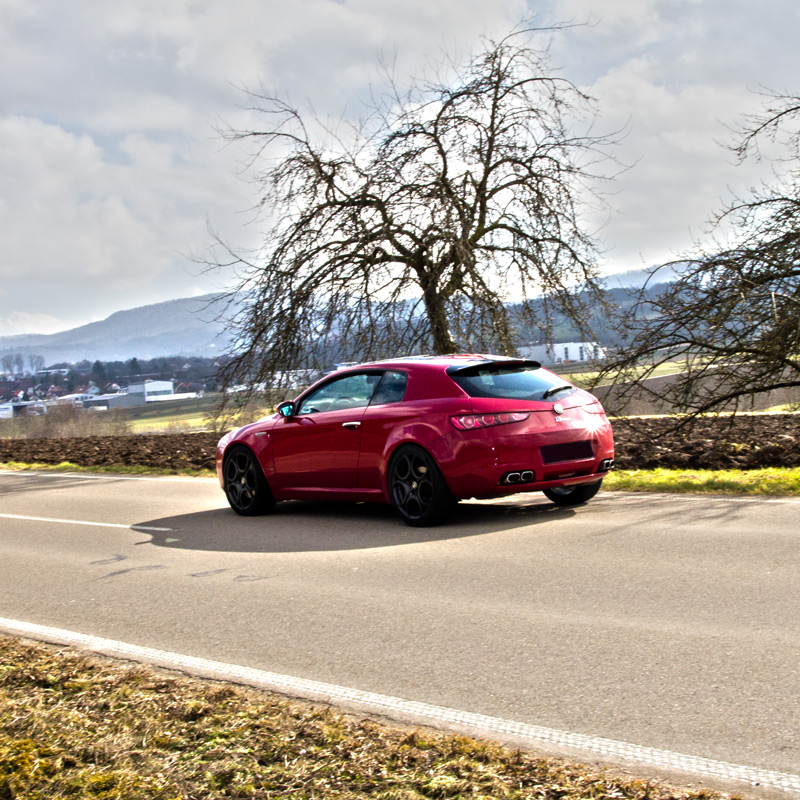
xmin=448 ymin=364 xmax=575 ymax=401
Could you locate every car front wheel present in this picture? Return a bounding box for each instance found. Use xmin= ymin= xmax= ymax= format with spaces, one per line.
xmin=388 ymin=444 xmax=454 ymax=527
xmin=223 ymin=445 xmax=275 ymax=516
xmin=543 ymin=479 xmax=603 ymax=507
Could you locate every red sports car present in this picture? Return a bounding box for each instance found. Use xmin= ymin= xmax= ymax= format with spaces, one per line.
xmin=216 ymin=354 xmax=615 ymax=526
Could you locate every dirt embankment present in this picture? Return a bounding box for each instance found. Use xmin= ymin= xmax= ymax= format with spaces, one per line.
xmin=0 ymin=414 xmax=799 ymax=471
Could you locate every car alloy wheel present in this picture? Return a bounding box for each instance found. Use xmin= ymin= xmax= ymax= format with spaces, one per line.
xmin=388 ymin=444 xmax=453 ymax=526
xmin=223 ymin=445 xmax=275 ymax=516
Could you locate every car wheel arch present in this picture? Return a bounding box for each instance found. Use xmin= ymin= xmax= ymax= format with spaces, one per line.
xmin=381 ymin=427 xmax=452 ymax=483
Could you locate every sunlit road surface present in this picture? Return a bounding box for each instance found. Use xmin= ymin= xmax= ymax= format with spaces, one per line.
xmin=1 ymin=470 xmax=799 ymax=786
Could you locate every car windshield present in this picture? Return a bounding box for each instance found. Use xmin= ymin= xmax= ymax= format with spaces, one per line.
xmin=448 ymin=364 xmax=576 ymax=401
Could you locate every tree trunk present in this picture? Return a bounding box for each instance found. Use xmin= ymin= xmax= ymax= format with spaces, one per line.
xmin=423 ymin=285 xmax=458 ymax=354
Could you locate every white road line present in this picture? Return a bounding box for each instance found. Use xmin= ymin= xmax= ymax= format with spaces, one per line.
xmin=0 ymin=470 xmax=213 ymax=483
xmin=0 ymin=513 xmax=171 ymax=532
xmin=1 ymin=617 xmax=798 ymax=797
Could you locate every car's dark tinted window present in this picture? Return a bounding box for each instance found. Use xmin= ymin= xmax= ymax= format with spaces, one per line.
xmin=449 ymin=365 xmax=575 ymax=401
xmin=370 ymin=370 xmax=408 ymax=405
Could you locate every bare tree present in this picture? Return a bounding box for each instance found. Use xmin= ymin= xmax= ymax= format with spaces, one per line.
xmin=28 ymin=354 xmax=45 ymax=374
xmin=594 ymin=91 xmax=800 ymax=417
xmin=208 ymin=28 xmax=614 ymax=401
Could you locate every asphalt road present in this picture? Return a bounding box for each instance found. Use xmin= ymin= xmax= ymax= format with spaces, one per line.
xmin=1 ymin=470 xmax=799 ymax=781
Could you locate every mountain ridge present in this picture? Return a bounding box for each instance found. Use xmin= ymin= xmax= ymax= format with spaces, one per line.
xmin=1 ymin=267 xmax=676 ymax=367
xmin=0 ymin=294 xmax=233 ymax=365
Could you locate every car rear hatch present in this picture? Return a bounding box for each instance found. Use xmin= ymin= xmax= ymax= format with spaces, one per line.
xmin=446 ymin=359 xmax=609 ymax=479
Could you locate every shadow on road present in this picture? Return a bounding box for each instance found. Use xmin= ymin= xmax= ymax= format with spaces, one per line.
xmin=0 ymin=471 xmax=134 ymax=497
xmin=133 ymin=495 xmax=576 ymax=553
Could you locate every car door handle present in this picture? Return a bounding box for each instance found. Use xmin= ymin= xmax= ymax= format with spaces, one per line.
xmin=342 ymin=421 xmax=361 ymax=429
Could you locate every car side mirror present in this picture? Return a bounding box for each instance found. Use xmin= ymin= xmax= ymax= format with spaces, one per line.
xmin=277 ymin=401 xmax=295 ymax=418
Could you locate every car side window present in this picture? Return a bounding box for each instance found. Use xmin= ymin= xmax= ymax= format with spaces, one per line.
xmin=296 ymin=373 xmax=380 ymax=415
xmin=370 ymin=370 xmax=408 ymax=405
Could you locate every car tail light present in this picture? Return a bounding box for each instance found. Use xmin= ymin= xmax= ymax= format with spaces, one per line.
xmin=584 ymin=401 xmax=606 ymax=414
xmin=450 ymin=412 xmax=530 ymax=430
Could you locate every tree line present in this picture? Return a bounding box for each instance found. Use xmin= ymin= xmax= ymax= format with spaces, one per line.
xmin=1 ymin=354 xmax=44 ymax=377
xmin=1 ymin=356 xmax=220 ymax=394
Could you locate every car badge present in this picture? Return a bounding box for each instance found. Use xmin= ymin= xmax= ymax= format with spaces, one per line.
xmin=552 ymin=402 xmax=564 ymax=415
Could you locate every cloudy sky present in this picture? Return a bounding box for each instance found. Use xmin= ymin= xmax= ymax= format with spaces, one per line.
xmin=1 ymin=0 xmax=798 ymax=336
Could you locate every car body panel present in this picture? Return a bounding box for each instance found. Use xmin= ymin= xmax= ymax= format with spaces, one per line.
xmin=271 ymin=406 xmax=366 ymax=490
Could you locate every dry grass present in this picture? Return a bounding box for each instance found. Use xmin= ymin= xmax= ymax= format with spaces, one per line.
xmin=0 ymin=460 xmax=215 ymax=478
xmin=0 ymin=636 xmax=735 ymax=800
xmin=0 ymin=406 xmax=131 ymax=439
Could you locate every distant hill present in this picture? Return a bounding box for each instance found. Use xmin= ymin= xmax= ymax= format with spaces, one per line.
xmin=0 ymin=294 xmax=234 ymax=364
xmin=602 ymin=263 xmax=686 ymax=289
xmin=0 ymin=265 xmax=682 ymax=367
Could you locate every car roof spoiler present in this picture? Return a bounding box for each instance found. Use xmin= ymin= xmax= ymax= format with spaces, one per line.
xmin=446 ymin=358 xmax=542 ymax=376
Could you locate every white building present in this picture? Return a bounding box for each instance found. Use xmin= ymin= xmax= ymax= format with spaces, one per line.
xmin=127 ymin=380 xmax=175 ymax=400
xmin=519 ymin=342 xmax=606 ymax=366
xmin=0 ymin=401 xmax=47 ymax=418
xmin=126 ymin=379 xmax=198 ymax=402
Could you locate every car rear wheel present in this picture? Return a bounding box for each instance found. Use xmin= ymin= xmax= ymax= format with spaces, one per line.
xmin=223 ymin=445 xmax=275 ymax=516
xmin=388 ymin=444 xmax=454 ymax=527
xmin=543 ymin=479 xmax=603 ymax=507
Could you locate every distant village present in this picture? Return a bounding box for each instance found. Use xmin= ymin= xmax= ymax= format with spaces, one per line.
xmin=0 ymin=342 xmax=605 ymax=418
xmin=0 ymin=355 xmax=220 ymax=418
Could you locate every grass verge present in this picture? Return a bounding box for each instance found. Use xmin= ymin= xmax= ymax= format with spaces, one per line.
xmin=605 ymin=467 xmax=800 ymax=496
xmin=0 ymin=635 xmax=731 ymax=800
xmin=0 ymin=460 xmax=215 ymax=478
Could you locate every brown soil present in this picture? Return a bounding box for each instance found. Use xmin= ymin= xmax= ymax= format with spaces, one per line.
xmin=612 ymin=413 xmax=800 ymax=470
xmin=0 ymin=432 xmax=219 ymax=472
xmin=0 ymin=414 xmax=799 ymax=471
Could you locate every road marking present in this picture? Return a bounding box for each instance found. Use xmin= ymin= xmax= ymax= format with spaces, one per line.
xmin=0 ymin=470 xmax=214 ymax=483
xmin=0 ymin=513 xmax=171 ymax=532
xmin=1 ymin=617 xmax=798 ymax=796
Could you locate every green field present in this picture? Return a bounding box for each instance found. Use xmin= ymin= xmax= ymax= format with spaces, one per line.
xmin=118 ymin=394 xmax=221 ymax=433
xmin=118 ymin=394 xmax=274 ymax=433
xmin=561 ymin=358 xmax=688 ymax=388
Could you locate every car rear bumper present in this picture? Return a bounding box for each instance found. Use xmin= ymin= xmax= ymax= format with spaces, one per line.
xmin=436 ymin=420 xmax=615 ymax=500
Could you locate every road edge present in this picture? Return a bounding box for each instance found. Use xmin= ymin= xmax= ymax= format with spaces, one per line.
xmin=1 ymin=616 xmax=798 ymax=798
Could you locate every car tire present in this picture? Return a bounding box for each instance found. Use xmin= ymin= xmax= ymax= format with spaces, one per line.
xmin=223 ymin=445 xmax=276 ymax=516
xmin=543 ymin=479 xmax=603 ymax=507
xmin=388 ymin=444 xmax=454 ymax=527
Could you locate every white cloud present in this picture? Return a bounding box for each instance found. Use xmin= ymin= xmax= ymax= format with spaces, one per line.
xmin=0 ymin=311 xmax=67 ymax=337
xmin=544 ymin=1 xmax=800 ymax=270
xmin=0 ymin=0 xmax=798 ymax=335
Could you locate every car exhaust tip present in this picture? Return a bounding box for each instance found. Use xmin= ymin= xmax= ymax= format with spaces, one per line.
xmin=501 ymin=470 xmax=536 ymax=485
xmin=599 ymin=458 xmax=615 ymax=472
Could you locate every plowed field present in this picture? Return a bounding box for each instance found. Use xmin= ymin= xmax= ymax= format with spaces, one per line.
xmin=0 ymin=432 xmax=219 ymax=472
xmin=0 ymin=414 xmax=798 ymax=471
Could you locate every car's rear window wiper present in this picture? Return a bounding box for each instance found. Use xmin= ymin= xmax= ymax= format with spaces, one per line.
xmin=542 ymin=384 xmax=573 ymax=399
